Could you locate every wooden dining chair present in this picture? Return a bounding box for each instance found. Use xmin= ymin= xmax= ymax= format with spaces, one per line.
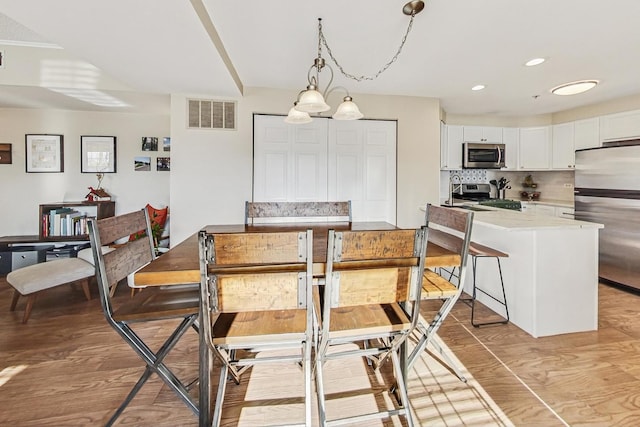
xmin=245 ymin=200 xmax=352 ymax=224
xmin=406 ymin=204 xmax=474 ymax=378
xmin=198 ymin=229 xmax=314 ymax=427
xmin=87 ymin=209 xmax=200 ymax=426
xmin=315 ymin=227 xmax=428 ymax=427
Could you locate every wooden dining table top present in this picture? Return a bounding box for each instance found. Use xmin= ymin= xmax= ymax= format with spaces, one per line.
xmin=134 ymin=221 xmax=462 ymax=287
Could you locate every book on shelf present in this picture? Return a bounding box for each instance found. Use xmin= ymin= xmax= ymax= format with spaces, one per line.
xmin=45 ymin=207 xmax=89 ymax=237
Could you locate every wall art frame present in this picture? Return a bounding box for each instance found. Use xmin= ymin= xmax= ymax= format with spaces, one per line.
xmin=25 ymin=134 xmax=64 ymax=173
xmin=81 ymin=135 xmax=117 ymax=173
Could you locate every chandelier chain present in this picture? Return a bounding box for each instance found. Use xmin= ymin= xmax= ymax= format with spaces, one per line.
xmin=318 ymin=13 xmax=416 ymax=82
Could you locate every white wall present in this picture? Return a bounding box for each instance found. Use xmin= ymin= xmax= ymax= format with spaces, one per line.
xmin=170 ymin=87 xmax=442 ymax=244
xmin=0 ymin=108 xmax=170 ymax=236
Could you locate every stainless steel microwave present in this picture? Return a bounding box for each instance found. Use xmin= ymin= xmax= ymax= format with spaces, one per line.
xmin=463 ymin=142 xmax=505 ymax=169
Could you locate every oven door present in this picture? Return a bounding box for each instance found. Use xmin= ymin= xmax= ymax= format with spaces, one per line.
xmin=463 ymin=143 xmax=505 ymax=168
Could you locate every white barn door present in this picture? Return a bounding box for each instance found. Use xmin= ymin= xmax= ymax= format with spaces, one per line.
xmin=253 ymin=115 xmax=396 ymax=224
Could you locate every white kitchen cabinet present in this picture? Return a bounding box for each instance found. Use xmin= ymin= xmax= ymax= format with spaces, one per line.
xmin=535 ymin=204 xmax=556 ymax=216
xmin=502 ymin=127 xmax=519 ymax=170
xmin=441 ymin=124 xmax=463 ymax=170
xmin=520 ymin=201 xmax=533 ymax=214
xmin=556 ymin=206 xmax=575 ymax=219
xmin=463 ymin=126 xmax=503 ymax=143
xmin=574 ymin=117 xmax=600 ymax=150
xmin=600 ymin=109 xmax=640 ymax=142
xmin=551 ymin=122 xmax=575 ymax=169
xmin=440 ymin=121 xmax=447 ymax=168
xmin=518 ymin=126 xmax=551 ymax=170
xmin=521 ymin=202 xmax=575 ymax=218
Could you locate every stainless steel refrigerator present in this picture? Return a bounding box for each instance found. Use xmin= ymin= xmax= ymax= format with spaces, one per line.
xmin=575 ymin=144 xmax=640 ymax=291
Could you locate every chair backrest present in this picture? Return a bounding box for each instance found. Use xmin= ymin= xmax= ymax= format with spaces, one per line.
xmin=424 ymin=204 xmax=474 ymax=278
xmin=87 ymin=209 xmax=156 ymax=318
xmin=199 ymin=229 xmax=314 ymax=340
xmin=245 ymin=201 xmax=352 ymax=224
xmin=323 ymin=227 xmax=428 ymax=327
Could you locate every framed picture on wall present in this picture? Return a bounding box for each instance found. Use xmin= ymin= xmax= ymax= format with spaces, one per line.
xmin=141 ymin=137 xmax=158 ymax=151
xmin=25 ymin=134 xmax=64 ymax=173
xmin=157 ymin=157 xmax=170 ymax=171
xmin=81 ymin=135 xmax=117 ymax=173
xmin=134 ymin=156 xmax=151 ymax=171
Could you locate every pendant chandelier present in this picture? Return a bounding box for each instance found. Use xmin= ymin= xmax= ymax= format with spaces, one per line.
xmin=285 ymin=1 xmax=425 ymax=124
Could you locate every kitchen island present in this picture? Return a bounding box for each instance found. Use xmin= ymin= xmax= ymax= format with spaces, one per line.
xmin=434 ymin=206 xmax=604 ymax=338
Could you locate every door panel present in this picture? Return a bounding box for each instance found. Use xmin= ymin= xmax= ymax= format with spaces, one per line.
xmin=254 ymin=115 xmax=396 ymax=224
xmin=328 ymin=120 xmax=396 ymax=223
xmin=254 ymin=115 xmax=328 ymax=202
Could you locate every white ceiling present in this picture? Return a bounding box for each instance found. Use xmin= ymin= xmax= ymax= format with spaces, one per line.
xmin=1 ymin=0 xmax=640 ymax=117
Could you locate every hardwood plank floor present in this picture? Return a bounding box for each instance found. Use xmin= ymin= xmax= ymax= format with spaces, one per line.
xmin=1 ymin=274 xmax=638 ymax=426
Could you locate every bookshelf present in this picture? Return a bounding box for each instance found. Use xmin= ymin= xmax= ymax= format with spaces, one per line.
xmin=38 ymin=201 xmax=116 ymax=241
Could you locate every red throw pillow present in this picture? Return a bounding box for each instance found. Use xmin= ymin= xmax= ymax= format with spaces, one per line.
xmin=129 ymin=204 xmax=168 ymax=244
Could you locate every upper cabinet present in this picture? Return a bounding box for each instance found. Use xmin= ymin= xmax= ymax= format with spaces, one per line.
xmin=441 ymin=125 xmax=463 ymax=170
xmin=463 ymin=126 xmax=503 ymax=143
xmin=439 ymin=118 xmax=603 ymax=172
xmin=518 ymin=126 xmax=551 ymax=170
xmin=600 ymin=110 xmax=640 ymax=142
xmin=551 ymin=122 xmax=575 ymax=169
xmin=502 ymin=127 xmax=519 ymax=170
xmin=574 ymin=117 xmax=600 ymax=150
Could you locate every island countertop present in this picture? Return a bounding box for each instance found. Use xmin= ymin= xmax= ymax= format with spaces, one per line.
xmin=422 ymin=204 xmax=603 ymax=230
xmin=466 ymin=207 xmax=603 ymax=231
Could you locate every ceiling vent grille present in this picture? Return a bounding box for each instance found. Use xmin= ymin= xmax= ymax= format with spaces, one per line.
xmin=188 ymin=99 xmax=236 ymax=130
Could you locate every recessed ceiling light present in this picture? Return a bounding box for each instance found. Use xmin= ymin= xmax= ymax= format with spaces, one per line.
xmin=525 ymin=58 xmax=546 ymax=67
xmin=471 ymin=85 xmax=485 ymax=91
xmin=551 ymin=80 xmax=599 ymax=96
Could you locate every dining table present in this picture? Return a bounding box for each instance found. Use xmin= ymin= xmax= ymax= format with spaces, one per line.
xmin=133 ymin=221 xmax=461 ymax=427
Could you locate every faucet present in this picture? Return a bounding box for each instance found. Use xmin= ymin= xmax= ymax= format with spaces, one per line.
xmin=447 ymin=172 xmax=463 ymax=205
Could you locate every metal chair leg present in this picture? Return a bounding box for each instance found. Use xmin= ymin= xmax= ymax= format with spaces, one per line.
xmin=471 ymin=256 xmax=509 ymax=327
xmin=106 ymin=314 xmax=199 ymax=425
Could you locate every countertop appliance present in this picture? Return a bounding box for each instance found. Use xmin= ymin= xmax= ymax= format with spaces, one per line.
xmin=575 ymin=144 xmax=640 ymax=291
xmin=453 ymin=183 xmax=521 ymax=210
xmin=463 ymin=143 xmax=506 ymax=169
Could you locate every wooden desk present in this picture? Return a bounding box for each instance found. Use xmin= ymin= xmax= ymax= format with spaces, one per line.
xmin=134 ymin=222 xmax=461 ymax=287
xmin=134 ymin=222 xmax=460 ymax=427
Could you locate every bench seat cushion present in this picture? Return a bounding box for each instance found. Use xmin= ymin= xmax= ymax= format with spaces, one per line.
xmin=7 ymin=258 xmax=95 ymax=295
xmin=77 ymin=246 xmax=115 ymax=265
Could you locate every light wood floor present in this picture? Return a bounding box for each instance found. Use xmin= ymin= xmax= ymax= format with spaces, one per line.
xmin=1 ymin=275 xmax=639 ymax=426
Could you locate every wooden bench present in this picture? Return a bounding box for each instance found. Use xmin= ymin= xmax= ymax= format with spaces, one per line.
xmin=8 ymin=258 xmax=95 ymax=323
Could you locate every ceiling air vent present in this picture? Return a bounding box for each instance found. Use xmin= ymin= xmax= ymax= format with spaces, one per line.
xmin=188 ymin=99 xmax=236 ymax=130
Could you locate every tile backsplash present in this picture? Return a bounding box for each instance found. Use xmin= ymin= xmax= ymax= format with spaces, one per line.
xmin=441 ymin=169 xmax=575 ymax=202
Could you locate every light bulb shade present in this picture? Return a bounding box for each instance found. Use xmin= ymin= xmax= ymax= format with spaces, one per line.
xmin=332 ymin=97 xmax=364 ymax=120
xmin=284 ymin=105 xmax=312 ymax=124
xmin=295 ymin=87 xmax=330 ymax=113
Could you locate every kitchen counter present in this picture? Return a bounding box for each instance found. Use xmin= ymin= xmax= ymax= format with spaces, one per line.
xmin=468 ymin=206 xmax=601 ymax=231
xmin=422 ymin=204 xmax=603 ymax=338
xmin=522 ymin=198 xmax=573 ymax=208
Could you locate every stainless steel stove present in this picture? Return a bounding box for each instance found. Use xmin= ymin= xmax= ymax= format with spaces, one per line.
xmin=455 ymin=183 xmax=522 ymax=210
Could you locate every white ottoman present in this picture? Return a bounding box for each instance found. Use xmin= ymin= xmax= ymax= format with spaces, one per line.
xmin=7 ymin=257 xmax=96 ymax=323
